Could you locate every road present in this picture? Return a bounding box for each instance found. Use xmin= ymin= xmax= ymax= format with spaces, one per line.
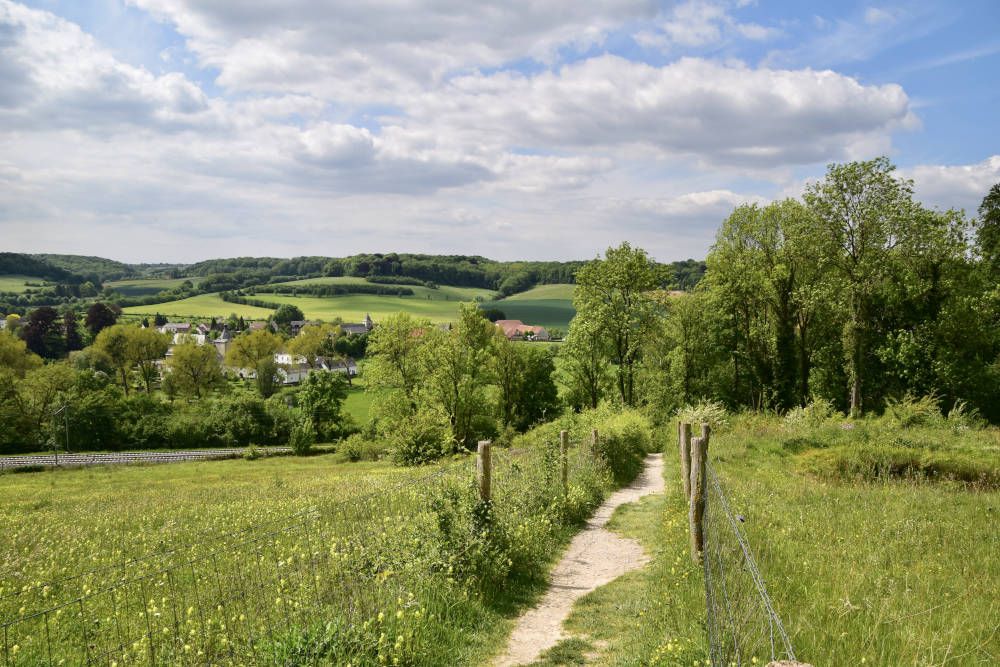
xmin=0 ymin=447 xmax=291 ymax=470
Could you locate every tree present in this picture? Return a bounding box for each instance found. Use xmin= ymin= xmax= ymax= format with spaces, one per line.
xmin=93 ymin=325 xmax=133 ymax=394
xmin=299 ymin=371 xmax=348 ymax=437
xmin=153 ymin=313 xmax=168 ymax=327
xmin=804 ymin=157 xmax=918 ymax=416
xmin=63 ymin=309 xmax=83 ymax=353
xmin=85 ymin=303 xmax=119 ymax=338
xmin=255 ymin=357 xmax=281 ymax=398
xmin=128 ymin=327 xmax=170 ymax=393
xmin=573 ymin=242 xmax=658 ymax=406
xmin=22 ymin=306 xmax=64 ymax=359
xmin=166 ymin=342 xmax=226 ymax=398
xmin=365 ymin=313 xmax=428 ymax=399
xmin=557 ymin=317 xmax=610 ymax=410
xmin=0 ymin=330 xmax=43 ymax=377
xmin=512 ymin=344 xmax=559 ymax=430
xmin=286 ymin=323 xmax=340 ymax=366
xmin=273 ymin=304 xmax=304 ymax=331
xmin=226 ymin=329 xmax=283 ymax=369
xmin=977 ymin=183 xmax=1000 ymax=279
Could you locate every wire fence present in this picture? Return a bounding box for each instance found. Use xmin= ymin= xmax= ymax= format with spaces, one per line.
xmin=1 ymin=434 xmax=602 ymax=666
xmin=702 ymin=461 xmax=796 ymax=667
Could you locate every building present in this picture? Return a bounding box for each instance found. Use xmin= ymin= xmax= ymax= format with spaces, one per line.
xmin=158 ymin=322 xmax=192 ymax=335
xmin=495 ymin=319 xmax=550 ymax=341
xmin=342 ymin=313 xmax=374 ymax=336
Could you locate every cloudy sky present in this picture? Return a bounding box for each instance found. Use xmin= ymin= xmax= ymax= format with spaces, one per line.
xmin=1 ymin=0 xmax=998 ymax=263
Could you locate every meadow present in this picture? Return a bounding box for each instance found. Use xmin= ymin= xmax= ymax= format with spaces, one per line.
xmin=0 ymin=275 xmax=50 ymax=294
xmin=0 ymin=408 xmax=651 ymax=665
xmin=482 ymin=284 xmax=576 ymax=331
xmin=121 ymin=293 xmax=276 ymax=319
xmin=105 ymin=277 xmax=200 ymax=297
xmin=543 ymin=414 xmax=1000 ymax=666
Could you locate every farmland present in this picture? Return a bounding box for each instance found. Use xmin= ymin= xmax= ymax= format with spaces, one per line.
xmin=482 ymin=284 xmax=576 ymax=331
xmin=105 ymin=277 xmax=200 ymax=297
xmin=121 ymin=293 xmax=275 ymax=319
xmin=0 ymin=275 xmax=50 ymax=293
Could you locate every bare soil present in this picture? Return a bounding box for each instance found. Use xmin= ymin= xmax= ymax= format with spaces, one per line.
xmin=494 ymin=453 xmax=665 ymax=666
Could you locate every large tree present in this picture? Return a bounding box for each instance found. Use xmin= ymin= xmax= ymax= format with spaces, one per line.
xmin=63 ymin=309 xmax=83 ymax=353
xmin=557 ymin=317 xmax=611 ymax=410
xmin=286 ymin=323 xmax=340 ymax=365
xmin=93 ymin=324 xmax=133 ymax=394
xmin=166 ymin=342 xmax=226 ymax=398
xmin=128 ymin=327 xmax=170 ymax=393
xmin=225 ymin=329 xmax=283 ymax=369
xmin=85 ymin=303 xmax=119 ymax=338
xmin=365 ymin=313 xmax=428 ymax=400
xmin=573 ymin=242 xmax=658 ymax=406
xmin=804 ymin=157 xmax=918 ymax=416
xmin=22 ymin=307 xmax=64 ymax=359
xmin=0 ymin=330 xmax=43 ymax=376
xmin=977 ymin=183 xmax=1000 ymax=280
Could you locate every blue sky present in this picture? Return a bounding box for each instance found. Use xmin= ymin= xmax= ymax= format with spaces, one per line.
xmin=2 ymin=0 xmax=998 ymax=262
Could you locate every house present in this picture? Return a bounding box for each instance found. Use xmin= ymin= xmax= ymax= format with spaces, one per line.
xmin=316 ymin=356 xmax=358 ymax=376
xmin=289 ymin=320 xmax=320 ymax=336
xmin=248 ymin=321 xmax=277 ymax=332
xmin=341 ymin=313 xmax=374 ymax=336
xmin=213 ymin=327 xmax=232 ymax=360
xmin=495 ymin=319 xmax=550 ymax=341
xmin=196 ymin=323 xmax=211 ymax=335
xmin=158 ymin=322 xmax=192 ymax=335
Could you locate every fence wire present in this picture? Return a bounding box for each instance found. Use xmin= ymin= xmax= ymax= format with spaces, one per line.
xmin=702 ymin=461 xmax=796 ymax=667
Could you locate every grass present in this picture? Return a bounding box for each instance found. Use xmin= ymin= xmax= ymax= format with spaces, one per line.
xmin=105 ymin=277 xmax=200 ymax=297
xmin=503 ymin=284 xmax=575 ymax=301
xmin=0 ymin=410 xmax=629 ymax=666
xmin=253 ymin=293 xmax=481 ymax=323
xmin=0 ymin=275 xmax=51 ymax=294
xmin=121 ymin=293 xmax=275 ymax=319
xmin=269 ymin=276 xmax=496 ymax=302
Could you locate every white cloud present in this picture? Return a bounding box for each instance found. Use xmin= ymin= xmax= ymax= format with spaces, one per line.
xmin=904 ymin=155 xmax=1000 ymax=215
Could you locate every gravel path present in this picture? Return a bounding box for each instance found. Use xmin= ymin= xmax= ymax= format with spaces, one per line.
xmin=0 ymin=447 xmax=291 ymax=470
xmin=495 ymin=453 xmax=665 ymax=666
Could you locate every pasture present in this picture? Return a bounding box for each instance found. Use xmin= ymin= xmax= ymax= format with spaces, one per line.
xmin=105 ymin=277 xmax=199 ymax=297
xmin=482 ymin=283 xmax=576 ymax=331
xmin=251 ymin=293 xmax=482 ymax=323
xmin=503 ymin=284 xmax=575 ymax=301
xmin=0 ymin=275 xmax=50 ymax=293
xmin=121 ymin=293 xmax=275 ymax=319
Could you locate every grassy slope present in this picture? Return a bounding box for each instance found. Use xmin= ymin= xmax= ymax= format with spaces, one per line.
xmin=105 ymin=277 xmax=199 ymax=297
xmin=250 ymin=293 xmax=475 ymax=323
xmin=121 ymin=293 xmax=275 ymax=318
xmin=554 ymin=417 xmax=1000 ymax=666
xmin=0 ymin=275 xmax=51 ymax=293
xmin=481 ymin=285 xmax=577 ymax=331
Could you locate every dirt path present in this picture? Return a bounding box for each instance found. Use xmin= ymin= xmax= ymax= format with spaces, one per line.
xmin=494 ymin=453 xmax=665 ymax=666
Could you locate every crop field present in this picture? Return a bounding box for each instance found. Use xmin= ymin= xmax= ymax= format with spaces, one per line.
xmin=481 ymin=284 xmax=576 ymax=331
xmin=269 ymin=276 xmax=496 ymax=302
xmin=503 ymin=284 xmax=575 ymax=301
xmin=255 ymin=293 xmax=481 ymax=323
xmin=105 ymin=277 xmax=199 ymax=297
xmin=121 ymin=293 xmax=275 ymax=319
xmin=0 ymin=275 xmax=50 ymax=293
xmin=562 ymin=415 xmax=1000 ymax=666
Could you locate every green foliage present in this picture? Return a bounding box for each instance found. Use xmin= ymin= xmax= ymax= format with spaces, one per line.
xmin=782 ymin=397 xmax=839 ymax=429
xmin=298 ymin=370 xmax=348 ymax=438
xmin=288 ymin=416 xmax=316 ymax=455
xmin=884 ymin=393 xmax=943 ymax=428
xmin=587 ymin=408 xmax=653 ymax=485
xmin=0 ymin=330 xmax=42 ymax=376
xmin=675 ymin=400 xmax=729 ymax=431
xmin=166 ymin=341 xmax=226 ymax=398
xmin=335 ymin=433 xmax=387 ymax=462
xmin=388 ymin=406 xmax=453 ymax=465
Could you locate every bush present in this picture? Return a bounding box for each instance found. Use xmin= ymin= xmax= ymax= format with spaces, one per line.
xmin=946 ymin=400 xmax=985 ymax=431
xmin=591 ymin=409 xmax=652 ymax=485
xmin=783 ymin=397 xmax=839 ymax=429
xmin=336 ymin=433 xmax=387 ymax=462
xmin=676 ymin=400 xmax=729 ymax=431
xmin=288 ymin=417 xmax=315 ymax=455
xmin=389 ymin=408 xmax=453 ymax=465
xmin=884 ymin=393 xmax=942 ymax=428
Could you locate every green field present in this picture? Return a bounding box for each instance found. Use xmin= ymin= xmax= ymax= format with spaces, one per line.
xmin=0 ymin=411 xmax=623 ymax=665
xmin=0 ymin=275 xmax=50 ymax=293
xmin=269 ymin=276 xmax=496 ymax=302
xmin=106 ymin=277 xmax=199 ymax=297
xmin=482 ymin=284 xmax=576 ymax=331
xmin=503 ymin=284 xmax=575 ymax=301
xmin=121 ymin=293 xmax=274 ymax=319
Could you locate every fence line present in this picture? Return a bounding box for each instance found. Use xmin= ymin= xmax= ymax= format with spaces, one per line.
xmin=677 ymin=421 xmax=803 ymax=667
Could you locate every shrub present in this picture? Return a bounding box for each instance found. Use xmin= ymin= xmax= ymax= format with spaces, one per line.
xmin=389 ymin=407 xmax=453 ymax=465
xmin=243 ymin=444 xmax=262 ymax=460
xmin=946 ymin=400 xmax=985 ymax=431
xmin=884 ymin=393 xmax=942 ymax=428
xmin=591 ymin=409 xmax=652 ymax=485
xmin=676 ymin=400 xmax=729 ymax=431
xmin=336 ymin=434 xmax=387 ymax=462
xmin=288 ymin=417 xmax=315 ymax=456
xmin=783 ymin=397 xmax=839 ymax=429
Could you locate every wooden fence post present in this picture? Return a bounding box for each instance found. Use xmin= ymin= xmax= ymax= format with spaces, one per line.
xmin=689 ymin=423 xmax=710 ymax=562
xmin=477 ymin=440 xmax=492 ymax=503
xmin=560 ymin=429 xmax=569 ymax=494
xmin=678 ymin=422 xmax=692 ymax=503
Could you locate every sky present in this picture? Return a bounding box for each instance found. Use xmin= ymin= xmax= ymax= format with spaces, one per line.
xmin=1 ymin=0 xmax=998 ymax=264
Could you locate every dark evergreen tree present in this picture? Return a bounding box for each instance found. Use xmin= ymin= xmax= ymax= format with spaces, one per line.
xmin=85 ymin=302 xmax=119 ymax=337
xmin=63 ymin=309 xmax=83 ymax=352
